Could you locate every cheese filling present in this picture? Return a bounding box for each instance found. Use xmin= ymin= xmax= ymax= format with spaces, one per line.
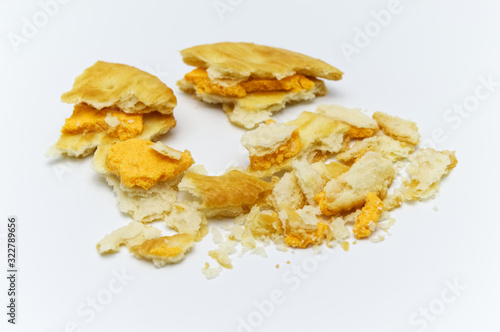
xmin=62 ymin=104 xmax=143 ymax=140
xmin=105 ymin=138 xmax=194 ymax=190
xmin=184 ymin=68 xmax=315 ymax=98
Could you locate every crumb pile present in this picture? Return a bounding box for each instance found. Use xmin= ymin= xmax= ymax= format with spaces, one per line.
xmin=48 ymin=57 xmax=457 ymax=280
xmin=95 ymin=105 xmax=457 ymax=279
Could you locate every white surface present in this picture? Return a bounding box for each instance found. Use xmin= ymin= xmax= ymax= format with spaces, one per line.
xmin=1 ymin=0 xmax=500 ymax=331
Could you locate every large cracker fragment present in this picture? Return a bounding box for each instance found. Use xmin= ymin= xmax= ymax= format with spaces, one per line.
xmin=96 ymin=221 xmax=162 ymax=254
xmin=178 ymin=170 xmax=274 ymax=218
xmin=403 ymin=149 xmax=457 ymax=200
xmin=336 ymin=135 xmax=414 ymax=164
xmin=316 ymin=152 xmax=395 ymax=216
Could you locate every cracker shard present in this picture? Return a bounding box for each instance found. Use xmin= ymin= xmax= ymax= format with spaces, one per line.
xmin=96 ymin=221 xmax=162 ymax=254
xmin=316 ymin=151 xmax=395 ymax=216
xmin=316 ymin=104 xmax=378 ymax=138
xmin=372 ymin=111 xmax=420 ymax=145
xmin=61 ymin=61 xmax=177 ymax=114
xmin=403 ymin=148 xmax=457 ymax=200
xmin=130 ymin=234 xmax=195 ymax=267
xmin=178 ymin=170 xmax=273 ymax=218
xmin=241 ymin=122 xmax=301 ymax=171
xmin=177 ymin=42 xmax=343 ymax=128
xmin=180 ymin=42 xmax=343 ymax=81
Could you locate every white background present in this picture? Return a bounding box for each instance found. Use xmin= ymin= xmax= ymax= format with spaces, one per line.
xmin=1 ymin=0 xmax=500 ymax=331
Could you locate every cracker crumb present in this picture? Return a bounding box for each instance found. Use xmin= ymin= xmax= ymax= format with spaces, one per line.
xmin=433 ymin=205 xmax=439 ymax=212
xmin=370 ymin=235 xmax=385 ymax=243
xmin=341 ymin=241 xmax=350 ymax=251
xmin=211 ymin=227 xmax=223 ymax=244
xmin=202 ymin=263 xmax=223 ymax=279
xmin=276 ymin=264 xmax=280 ymax=269
xmin=251 ymin=247 xmax=267 ymax=257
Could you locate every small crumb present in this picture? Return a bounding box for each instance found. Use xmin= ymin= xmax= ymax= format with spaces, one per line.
xmin=286 ymin=261 xmax=290 ymax=264
xmin=251 ymin=247 xmax=267 ymax=258
xmin=312 ymin=244 xmax=322 ymax=255
xmin=275 ymin=264 xmax=279 ymax=269
xmin=341 ymin=241 xmax=350 ymax=252
xmin=433 ymin=205 xmax=439 ymax=212
xmin=353 ymin=240 xmax=357 ymax=245
xmin=211 ymin=227 xmax=223 ymax=244
xmin=275 ymin=244 xmax=289 ymax=252
xmin=151 ymin=142 xmax=183 ymax=160
xmin=202 ymin=263 xmax=223 ymax=279
xmin=370 ymin=235 xmax=385 ymax=243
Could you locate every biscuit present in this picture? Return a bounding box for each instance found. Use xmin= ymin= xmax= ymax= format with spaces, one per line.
xmin=178 ymin=170 xmax=274 ymax=218
xmin=61 ymin=61 xmax=177 ymax=114
xmin=178 ymin=42 xmax=342 ymax=128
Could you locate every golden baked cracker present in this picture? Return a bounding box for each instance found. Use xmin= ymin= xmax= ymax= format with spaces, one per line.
xmin=178 ymin=170 xmax=274 ymax=218
xmin=180 ymin=42 xmax=343 ymax=81
xmin=49 ymin=109 xmax=176 ymax=157
xmin=61 ymin=61 xmax=177 ymax=114
xmin=316 ymin=104 xmax=379 ymax=138
xmin=241 ymin=121 xmax=302 ymax=171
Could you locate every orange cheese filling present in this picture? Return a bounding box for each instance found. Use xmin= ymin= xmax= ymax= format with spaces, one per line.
xmin=285 ymin=222 xmax=330 ymax=249
xmin=348 ymin=127 xmax=376 ymax=139
xmin=315 ymin=190 xmax=335 ymax=216
xmin=184 ymin=68 xmax=315 ymax=98
xmin=353 ymin=192 xmax=384 ymax=239
xmin=62 ymin=104 xmax=143 ymax=140
xmin=105 ymin=138 xmax=194 ymax=190
xmin=130 ymin=234 xmax=193 ymax=258
xmin=249 ymin=129 xmax=302 ymax=171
